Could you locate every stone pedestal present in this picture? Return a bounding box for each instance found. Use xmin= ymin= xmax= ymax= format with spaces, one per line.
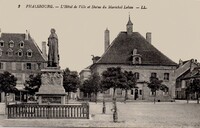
xmin=36 ymin=68 xmax=66 ymax=105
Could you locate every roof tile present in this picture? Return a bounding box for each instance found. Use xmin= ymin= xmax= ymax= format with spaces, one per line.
xmin=96 ymin=32 xmax=177 ymax=66
xmin=0 ymin=33 xmax=46 ymax=62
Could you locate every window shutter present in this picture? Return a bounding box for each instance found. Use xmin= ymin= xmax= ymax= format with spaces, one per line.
xmin=0 ymin=62 xmax=3 ymax=69
xmin=35 ymin=63 xmax=38 ymax=70
xmin=12 ymin=62 xmax=16 ymax=70
xmin=22 ymin=63 xmax=26 ymax=70
xmin=3 ymin=62 xmax=6 ymax=70
xmin=22 ymin=73 xmax=26 ymax=83
xmin=31 ymin=63 xmax=36 ymax=70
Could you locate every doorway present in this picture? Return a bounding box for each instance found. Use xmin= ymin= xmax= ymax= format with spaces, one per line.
xmin=134 ymin=89 xmax=138 ymax=100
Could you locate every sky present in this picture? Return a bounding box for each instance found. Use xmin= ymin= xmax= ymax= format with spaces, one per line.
xmin=0 ymin=0 xmax=200 ymax=72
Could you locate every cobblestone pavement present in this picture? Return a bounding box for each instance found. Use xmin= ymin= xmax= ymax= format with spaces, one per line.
xmin=0 ymin=101 xmax=200 ymax=128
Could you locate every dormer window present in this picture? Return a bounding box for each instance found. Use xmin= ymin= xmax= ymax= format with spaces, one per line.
xmin=135 ymin=57 xmax=140 ymax=64
xmin=0 ymin=40 xmax=4 ymax=47
xmin=9 ymin=40 xmax=14 ymax=47
xmin=20 ymin=41 xmax=24 ymax=48
xmin=164 ymin=73 xmax=169 ymax=80
xmin=7 ymin=48 xmax=13 ymax=56
xmin=132 ymin=49 xmax=142 ymax=64
xmin=18 ymin=49 xmax=23 ymax=57
xmin=27 ymin=49 xmax=32 ymax=57
xmin=0 ymin=48 xmax=2 ymax=56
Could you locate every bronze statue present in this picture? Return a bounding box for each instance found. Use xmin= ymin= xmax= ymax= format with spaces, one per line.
xmin=47 ymin=28 xmax=59 ymax=67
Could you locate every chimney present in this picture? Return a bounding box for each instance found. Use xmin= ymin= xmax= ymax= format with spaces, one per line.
xmin=42 ymin=41 xmax=47 ymax=58
xmin=25 ymin=30 xmax=29 ymax=40
xmin=179 ymin=59 xmax=183 ymax=66
xmin=92 ymin=55 xmax=101 ymax=63
xmin=104 ymin=28 xmax=110 ymax=52
xmin=0 ymin=28 xmax=1 ymax=38
xmin=146 ymin=32 xmax=151 ymax=43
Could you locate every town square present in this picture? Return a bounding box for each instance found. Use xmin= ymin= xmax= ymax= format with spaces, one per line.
xmin=0 ymin=0 xmax=200 ymax=128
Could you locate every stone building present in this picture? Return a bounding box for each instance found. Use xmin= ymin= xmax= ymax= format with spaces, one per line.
xmin=0 ymin=30 xmax=47 ymax=102
xmin=175 ymin=59 xmax=199 ymax=99
xmin=80 ymin=16 xmax=177 ymax=101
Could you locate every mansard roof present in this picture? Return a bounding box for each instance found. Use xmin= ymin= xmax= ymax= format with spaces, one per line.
xmin=0 ymin=33 xmax=45 ymax=62
xmin=95 ymin=32 xmax=177 ymax=66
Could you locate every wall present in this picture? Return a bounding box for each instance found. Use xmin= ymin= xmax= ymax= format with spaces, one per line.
xmin=0 ymin=103 xmax=5 ymax=114
xmin=0 ymin=61 xmax=46 ymax=102
xmin=91 ymin=64 xmax=176 ymax=101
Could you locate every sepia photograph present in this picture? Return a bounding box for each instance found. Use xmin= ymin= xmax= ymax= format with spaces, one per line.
xmin=0 ymin=0 xmax=200 ymax=127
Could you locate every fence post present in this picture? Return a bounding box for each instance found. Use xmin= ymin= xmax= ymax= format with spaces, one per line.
xmin=6 ymin=103 xmax=90 ymax=119
xmin=47 ymin=102 xmax=50 ymax=119
xmin=7 ymin=105 xmax=10 ymax=119
xmin=86 ymin=102 xmax=89 ymax=119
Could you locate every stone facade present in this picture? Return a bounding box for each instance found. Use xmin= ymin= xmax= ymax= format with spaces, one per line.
xmin=79 ymin=16 xmax=177 ymax=102
xmin=36 ymin=68 xmax=66 ymax=105
xmin=0 ymin=31 xmax=47 ymax=102
xmin=91 ymin=64 xmax=176 ymax=101
xmin=175 ymin=59 xmax=199 ymax=99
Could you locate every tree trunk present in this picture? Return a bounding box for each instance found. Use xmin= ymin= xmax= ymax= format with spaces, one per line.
xmin=102 ymin=91 xmax=106 ymax=114
xmin=5 ymin=93 xmax=8 ymax=115
xmin=154 ymin=91 xmax=156 ymax=104
xmin=187 ymin=93 xmax=189 ymax=104
xmin=89 ymin=93 xmax=91 ymax=101
xmin=124 ymin=89 xmax=128 ymax=103
xmin=113 ymin=88 xmax=116 ymax=101
xmin=197 ymin=93 xmax=199 ymax=104
xmin=95 ymin=92 xmax=97 ymax=103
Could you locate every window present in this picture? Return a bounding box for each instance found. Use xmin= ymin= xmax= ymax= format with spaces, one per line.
xmin=37 ymin=63 xmax=41 ymax=69
xmin=164 ymin=73 xmax=169 ymax=80
xmin=117 ymin=88 xmax=122 ymax=95
xmin=7 ymin=48 xmax=13 ymax=56
xmin=151 ymin=72 xmax=157 ymax=78
xmin=150 ymin=91 xmax=156 ymax=96
xmin=0 ymin=48 xmax=2 ymax=56
xmin=15 ymin=73 xmax=22 ymax=84
xmin=0 ymin=40 xmax=4 ymax=47
xmin=131 ymin=89 xmax=134 ymax=95
xmin=26 ymin=63 xmax=31 ymax=70
xmin=27 ymin=49 xmax=32 ymax=57
xmin=135 ymin=72 xmax=139 ymax=80
xmin=20 ymin=41 xmax=24 ymax=48
xmin=18 ymin=49 xmax=23 ymax=57
xmin=8 ymin=51 xmax=13 ymax=56
xmin=139 ymin=90 xmax=142 ymax=95
xmin=132 ymin=56 xmax=142 ymax=64
xmin=163 ymin=88 xmax=169 ymax=95
xmin=9 ymin=40 xmax=14 ymax=47
xmin=132 ymin=49 xmax=142 ymax=64
xmin=0 ymin=62 xmax=4 ymax=69
xmin=135 ymin=57 xmax=139 ymax=64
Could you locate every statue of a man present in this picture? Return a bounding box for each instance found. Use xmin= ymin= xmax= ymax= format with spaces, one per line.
xmin=47 ymin=28 xmax=59 ymax=67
